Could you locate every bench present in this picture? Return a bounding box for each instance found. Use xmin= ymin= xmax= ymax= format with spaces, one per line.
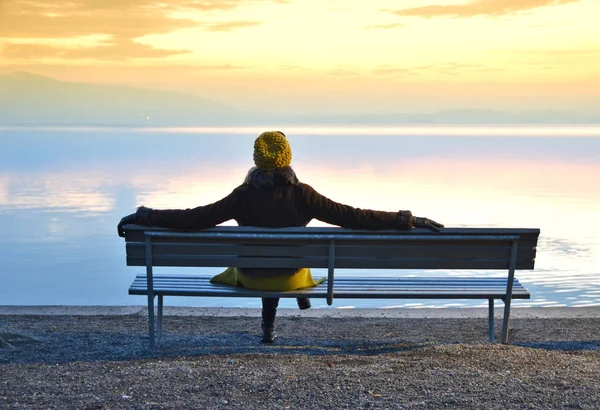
xmin=122 ymin=225 xmax=540 ymax=347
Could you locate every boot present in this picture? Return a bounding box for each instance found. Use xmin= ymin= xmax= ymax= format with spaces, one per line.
xmin=261 ymin=297 xmax=279 ymax=343
xmin=261 ymin=322 xmax=276 ymax=344
xmin=296 ymin=298 xmax=311 ymax=310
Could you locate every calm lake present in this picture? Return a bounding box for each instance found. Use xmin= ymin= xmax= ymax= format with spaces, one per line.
xmin=1 ymin=125 xmax=599 ymax=309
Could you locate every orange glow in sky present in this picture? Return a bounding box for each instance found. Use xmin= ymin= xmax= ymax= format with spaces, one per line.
xmin=1 ymin=0 xmax=599 ymax=114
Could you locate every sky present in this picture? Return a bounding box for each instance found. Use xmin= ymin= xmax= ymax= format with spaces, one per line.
xmin=1 ymin=0 xmax=599 ymax=115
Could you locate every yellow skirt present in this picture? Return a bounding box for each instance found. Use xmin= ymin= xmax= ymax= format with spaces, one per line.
xmin=210 ymin=267 xmax=325 ymax=291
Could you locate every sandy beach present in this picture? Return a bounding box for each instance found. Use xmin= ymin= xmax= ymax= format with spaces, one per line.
xmin=1 ymin=306 xmax=599 ymax=409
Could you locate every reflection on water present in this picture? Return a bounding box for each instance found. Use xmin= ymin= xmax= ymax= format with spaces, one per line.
xmin=0 ymin=126 xmax=599 ymax=308
xmin=0 ymin=173 xmax=115 ymax=214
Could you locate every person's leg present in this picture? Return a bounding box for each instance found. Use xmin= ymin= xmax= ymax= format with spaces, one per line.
xmin=296 ymin=298 xmax=311 ymax=310
xmin=261 ymin=297 xmax=279 ymax=343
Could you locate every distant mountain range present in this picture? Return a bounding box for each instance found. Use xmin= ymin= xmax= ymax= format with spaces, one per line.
xmin=0 ymin=71 xmax=246 ymax=126
xmin=0 ymin=72 xmax=598 ymax=126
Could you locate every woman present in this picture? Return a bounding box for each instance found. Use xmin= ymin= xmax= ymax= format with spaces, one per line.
xmin=118 ymin=131 xmax=443 ymax=343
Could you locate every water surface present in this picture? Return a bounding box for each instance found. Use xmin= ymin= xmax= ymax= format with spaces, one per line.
xmin=1 ymin=126 xmax=599 ymax=309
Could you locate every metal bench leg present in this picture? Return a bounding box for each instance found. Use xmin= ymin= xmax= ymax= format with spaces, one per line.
xmin=147 ymin=294 xmax=155 ymax=348
xmin=501 ymin=240 xmax=519 ymax=344
xmin=326 ymin=239 xmax=335 ymax=306
xmin=501 ymin=298 xmax=513 ymax=344
xmin=145 ymin=236 xmax=156 ymax=348
xmin=157 ymin=295 xmax=163 ymax=341
xmin=488 ymin=299 xmax=495 ymax=342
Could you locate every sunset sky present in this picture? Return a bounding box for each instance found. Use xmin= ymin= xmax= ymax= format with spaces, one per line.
xmin=1 ymin=0 xmax=599 ymax=115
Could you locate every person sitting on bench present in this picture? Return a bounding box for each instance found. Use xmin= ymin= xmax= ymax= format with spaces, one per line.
xmin=117 ymin=131 xmax=443 ymax=343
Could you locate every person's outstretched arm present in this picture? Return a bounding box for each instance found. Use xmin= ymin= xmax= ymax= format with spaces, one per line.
xmin=299 ymin=183 xmax=443 ymax=231
xmin=117 ymin=187 xmax=244 ymax=236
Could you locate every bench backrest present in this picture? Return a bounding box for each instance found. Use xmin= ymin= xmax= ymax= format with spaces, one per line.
xmin=124 ymin=225 xmax=539 ymax=271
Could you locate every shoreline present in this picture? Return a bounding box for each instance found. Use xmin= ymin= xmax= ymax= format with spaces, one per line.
xmin=1 ymin=305 xmax=600 ymax=318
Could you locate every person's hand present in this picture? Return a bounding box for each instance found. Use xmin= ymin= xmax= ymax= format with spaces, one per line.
xmin=117 ymin=213 xmax=136 ymax=238
xmin=412 ymin=216 xmax=444 ymax=232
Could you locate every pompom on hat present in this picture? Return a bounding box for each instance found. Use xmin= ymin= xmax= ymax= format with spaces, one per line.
xmin=253 ymin=131 xmax=292 ymax=170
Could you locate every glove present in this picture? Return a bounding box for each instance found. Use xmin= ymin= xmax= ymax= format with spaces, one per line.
xmin=117 ymin=213 xmax=136 ymax=237
xmin=412 ymin=216 xmax=444 ymax=232
xmin=117 ymin=206 xmax=153 ymax=237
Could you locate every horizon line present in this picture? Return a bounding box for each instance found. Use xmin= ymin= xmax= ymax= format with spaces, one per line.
xmin=2 ymin=124 xmax=600 ymax=137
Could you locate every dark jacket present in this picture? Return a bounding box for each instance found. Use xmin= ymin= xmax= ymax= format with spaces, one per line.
xmin=139 ymin=167 xmax=412 ymax=231
xmin=137 ymin=167 xmax=413 ymax=278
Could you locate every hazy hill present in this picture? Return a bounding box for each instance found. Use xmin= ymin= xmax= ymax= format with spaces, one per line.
xmin=0 ymin=72 xmax=598 ymax=125
xmin=0 ymin=72 xmax=243 ymax=126
xmin=285 ymin=109 xmax=599 ymax=125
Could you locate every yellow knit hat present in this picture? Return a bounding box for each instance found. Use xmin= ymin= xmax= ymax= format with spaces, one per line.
xmin=253 ymin=131 xmax=292 ymax=170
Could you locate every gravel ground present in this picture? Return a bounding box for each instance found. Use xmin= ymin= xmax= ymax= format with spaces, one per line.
xmin=1 ymin=313 xmax=599 ymax=409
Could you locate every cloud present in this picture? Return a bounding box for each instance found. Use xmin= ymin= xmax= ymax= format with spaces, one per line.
xmin=182 ymin=0 xmax=290 ymax=10
xmin=204 ymin=21 xmax=263 ymax=31
xmin=363 ymin=22 xmax=405 ymax=30
xmin=327 ymin=68 xmax=363 ymax=77
xmin=0 ymin=0 xmax=279 ymax=61
xmin=514 ymin=48 xmax=600 ymax=56
xmin=0 ymin=1 xmax=195 ymax=39
xmin=0 ymin=40 xmax=191 ymax=61
xmin=387 ymin=0 xmax=581 ymax=18
xmin=0 ymin=63 xmax=251 ymax=78
xmin=372 ymin=67 xmax=417 ymax=77
xmin=373 ymin=62 xmax=505 ymax=77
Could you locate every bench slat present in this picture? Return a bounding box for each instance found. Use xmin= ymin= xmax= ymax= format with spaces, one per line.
xmin=130 ymin=274 xmax=520 ymax=283
xmin=124 ymin=225 xmax=540 ymax=235
xmin=127 ymin=255 xmax=533 ymax=270
xmin=126 ymin=243 xmax=330 ymax=258
xmin=126 ymin=242 xmax=535 ymax=261
xmin=131 ymin=282 xmax=526 ymax=291
xmin=128 ymin=274 xmax=530 ymax=299
xmin=123 ymin=228 xmax=540 ymax=242
xmin=131 ymin=276 xmax=524 ymax=285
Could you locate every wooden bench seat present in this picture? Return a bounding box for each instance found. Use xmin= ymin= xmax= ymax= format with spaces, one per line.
xmin=130 ymin=275 xmax=531 ymax=300
xmin=123 ymin=225 xmax=539 ymax=347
